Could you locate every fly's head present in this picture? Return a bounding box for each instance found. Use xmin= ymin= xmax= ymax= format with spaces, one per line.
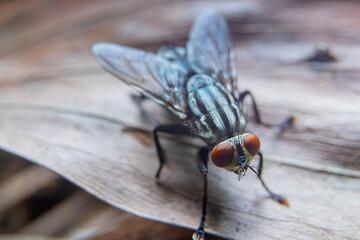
xmin=210 ymin=134 xmax=260 ymax=180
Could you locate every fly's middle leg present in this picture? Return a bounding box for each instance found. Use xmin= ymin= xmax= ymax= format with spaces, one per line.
xmin=238 ymin=90 xmax=295 ymax=133
xmin=192 ymin=147 xmax=209 ymax=240
xmin=239 ymin=90 xmax=262 ymax=124
xmin=153 ymin=123 xmax=191 ymax=178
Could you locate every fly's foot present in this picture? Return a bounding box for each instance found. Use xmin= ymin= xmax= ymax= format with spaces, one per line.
xmin=155 ymin=162 xmax=164 ymax=179
xmin=270 ymin=193 xmax=289 ymax=207
xmin=192 ymin=228 xmax=205 ymax=240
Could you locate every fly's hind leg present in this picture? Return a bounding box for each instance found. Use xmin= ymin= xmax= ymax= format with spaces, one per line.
xmin=238 ymin=90 xmax=295 ymax=133
xmin=153 ymin=123 xmax=191 ymax=178
xmin=248 ymin=151 xmax=289 ymax=206
xmin=130 ymin=93 xmax=148 ymax=104
xmin=192 ymin=147 xmax=209 ymax=240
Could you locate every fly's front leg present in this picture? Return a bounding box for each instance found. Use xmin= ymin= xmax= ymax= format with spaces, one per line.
xmin=249 ymin=151 xmax=289 ymax=206
xmin=239 ymin=90 xmax=295 ymax=132
xmin=192 ymin=147 xmax=209 ymax=240
xmin=256 ymin=151 xmax=264 ymax=177
xmin=153 ymin=123 xmax=191 ymax=178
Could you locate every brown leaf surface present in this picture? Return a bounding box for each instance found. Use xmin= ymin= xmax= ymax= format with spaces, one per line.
xmin=0 ymin=0 xmax=360 ymax=239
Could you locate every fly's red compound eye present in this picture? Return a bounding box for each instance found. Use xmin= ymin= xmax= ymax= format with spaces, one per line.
xmin=243 ymin=134 xmax=260 ymax=156
xmin=211 ymin=142 xmax=234 ymax=168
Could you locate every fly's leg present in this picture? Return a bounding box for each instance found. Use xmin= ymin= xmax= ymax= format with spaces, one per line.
xmin=248 ymin=151 xmax=289 ymax=206
xmin=275 ymin=114 xmax=296 ymax=137
xmin=239 ymin=90 xmax=262 ymax=124
xmin=153 ymin=124 xmax=191 ymax=178
xmin=192 ymin=147 xmax=209 ymax=240
xmin=256 ymin=151 xmax=264 ymax=177
xmin=239 ymin=90 xmax=295 ymax=132
xmin=130 ymin=93 xmax=148 ymax=104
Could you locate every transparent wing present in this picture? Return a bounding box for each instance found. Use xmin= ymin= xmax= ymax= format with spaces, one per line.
xmin=92 ymin=43 xmax=188 ymax=119
xmin=187 ymin=10 xmax=238 ymax=96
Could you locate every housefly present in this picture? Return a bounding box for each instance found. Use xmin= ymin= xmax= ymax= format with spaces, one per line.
xmin=92 ymin=9 xmax=291 ymax=240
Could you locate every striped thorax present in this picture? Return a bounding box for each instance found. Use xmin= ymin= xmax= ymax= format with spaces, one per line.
xmin=186 ymin=74 xmax=246 ymax=145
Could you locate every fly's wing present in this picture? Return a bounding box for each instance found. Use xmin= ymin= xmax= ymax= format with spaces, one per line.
xmin=92 ymin=43 xmax=188 ymax=119
xmin=187 ymin=10 xmax=238 ymax=97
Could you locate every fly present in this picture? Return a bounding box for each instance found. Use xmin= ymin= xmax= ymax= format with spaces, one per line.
xmin=92 ymin=9 xmax=292 ymax=240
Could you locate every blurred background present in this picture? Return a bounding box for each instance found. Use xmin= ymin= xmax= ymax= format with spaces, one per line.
xmin=0 ymin=0 xmax=359 ymax=239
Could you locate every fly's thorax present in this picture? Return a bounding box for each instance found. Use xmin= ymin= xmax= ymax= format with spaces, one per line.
xmin=210 ymin=133 xmax=261 ymax=177
xmin=185 ymin=74 xmax=246 ymax=145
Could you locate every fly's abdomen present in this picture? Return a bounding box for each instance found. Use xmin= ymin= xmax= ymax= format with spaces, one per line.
xmin=186 ymin=74 xmax=245 ymax=145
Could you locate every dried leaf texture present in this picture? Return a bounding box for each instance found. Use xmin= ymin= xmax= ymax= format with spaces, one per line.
xmin=0 ymin=0 xmax=360 ymax=239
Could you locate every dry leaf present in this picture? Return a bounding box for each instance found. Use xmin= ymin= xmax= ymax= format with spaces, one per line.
xmin=0 ymin=0 xmax=359 ymax=239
